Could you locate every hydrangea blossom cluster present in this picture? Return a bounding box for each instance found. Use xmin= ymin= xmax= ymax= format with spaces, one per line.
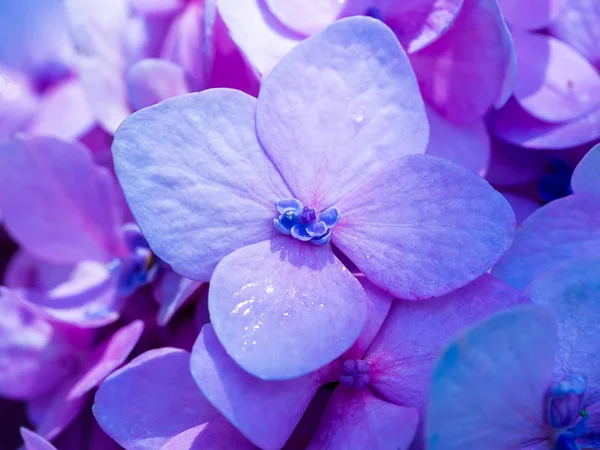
xmin=0 ymin=1 xmax=599 ymax=449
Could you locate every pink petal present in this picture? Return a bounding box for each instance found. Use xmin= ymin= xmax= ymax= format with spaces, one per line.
xmin=571 ymin=143 xmax=600 ymax=195
xmin=410 ymin=0 xmax=515 ymax=122
xmin=68 ymin=321 xmax=143 ymax=399
xmin=378 ymin=0 xmax=463 ymax=53
xmin=425 ymin=105 xmax=490 ymax=176
xmin=154 ymin=269 xmax=203 ymax=326
xmin=217 ymin=0 xmax=301 ymax=76
xmin=190 ymin=324 xmax=326 ymax=449
xmin=0 ymin=67 xmax=38 ymax=140
xmin=427 ymin=305 xmax=557 ymax=448
xmin=512 ymin=31 xmax=600 ymax=123
xmin=112 ymin=89 xmax=291 ymax=281
xmin=492 ymin=194 xmax=600 ymax=289
xmin=93 ymin=348 xmax=218 ymax=449
xmin=551 ymin=0 xmax=600 ymax=69
xmin=366 ymin=274 xmax=529 ymax=410
xmin=334 ymin=155 xmax=515 ymax=299
xmin=263 ymin=0 xmax=348 ymax=35
xmin=256 ymin=16 xmax=428 ymax=210
xmin=126 ymin=58 xmax=190 ymax=111
xmin=209 ymin=237 xmax=367 ymax=380
xmin=307 ymin=387 xmax=418 ymax=450
xmin=160 ymin=420 xmax=256 ymax=450
xmin=0 ymin=136 xmax=126 ymax=264
xmin=20 ymin=428 xmax=58 ymax=450
xmin=524 ymin=258 xmax=600 ymax=405
xmin=493 ymin=97 xmax=600 ymax=149
xmin=129 ymin=0 xmax=185 ymax=16
xmin=27 ymin=77 xmax=95 ymax=140
xmin=499 ymin=0 xmax=566 ymax=30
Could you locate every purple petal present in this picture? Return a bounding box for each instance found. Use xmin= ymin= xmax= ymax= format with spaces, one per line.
xmin=343 ymin=276 xmax=393 ymax=360
xmin=256 ymin=16 xmax=428 ymax=210
xmin=486 ymin=138 xmax=551 ymax=186
xmin=427 ymin=305 xmax=557 ymax=448
xmin=126 ymin=59 xmax=190 ymax=111
xmin=68 ymin=321 xmax=143 ymax=399
xmin=551 ymin=0 xmax=600 ymax=69
xmin=263 ymin=0 xmax=347 ymax=35
xmin=20 ymin=428 xmax=58 ymax=450
xmin=512 ymin=31 xmax=600 ymax=123
xmin=410 ymin=0 xmax=514 ymax=122
xmin=502 ymin=193 xmax=540 ymax=225
xmin=24 ymin=261 xmax=121 ymax=327
xmin=112 ymin=89 xmax=291 ymax=281
xmin=492 ymin=194 xmax=600 ymax=289
xmin=493 ymin=97 xmax=600 ymax=149
xmin=154 ymin=269 xmax=203 ymax=326
xmin=571 ymin=143 xmax=600 ymax=195
xmin=64 ymin=0 xmax=130 ymax=133
xmin=160 ymin=2 xmax=209 ymax=89
xmin=34 ymin=384 xmax=88 ymax=442
xmin=160 ymin=420 xmax=256 ymax=450
xmin=425 ymin=105 xmax=490 ymax=176
xmin=334 ymin=155 xmax=515 ymax=299
xmin=217 ymin=0 xmax=301 ymax=76
xmin=307 ymin=387 xmax=418 ymax=450
xmin=0 ymin=67 xmax=38 ymax=140
xmin=524 ymin=258 xmax=600 ymax=405
xmin=0 ymin=289 xmax=78 ymax=400
xmin=93 ymin=348 xmax=218 ymax=449
xmin=499 ymin=0 xmax=566 ymax=30
xmin=27 ymin=77 xmax=95 ymax=140
xmin=130 ymin=0 xmax=185 ymax=16
xmin=0 ymin=136 xmax=126 ymax=264
xmin=366 ymin=274 xmax=529 ymax=410
xmin=209 ymin=237 xmax=367 ymax=379
xmin=190 ymin=324 xmax=326 ymax=449
xmin=379 ymin=0 xmax=463 ymax=53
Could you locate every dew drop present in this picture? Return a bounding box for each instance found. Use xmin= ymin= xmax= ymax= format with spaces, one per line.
xmin=352 ymin=109 xmax=364 ymax=123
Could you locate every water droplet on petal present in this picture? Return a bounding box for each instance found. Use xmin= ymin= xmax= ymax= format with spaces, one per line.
xmin=352 ymin=110 xmax=364 ymax=123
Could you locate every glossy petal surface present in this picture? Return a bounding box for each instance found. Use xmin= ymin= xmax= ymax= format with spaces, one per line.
xmin=366 ymin=274 xmax=528 ymax=409
xmin=209 ymin=237 xmax=367 ymax=379
xmin=571 ymin=144 xmax=600 ymax=195
xmin=307 ymin=387 xmax=419 ymax=450
xmin=492 ymin=194 xmax=600 ymax=289
xmin=427 ymin=305 xmax=557 ymax=449
xmin=0 ymin=137 xmax=125 ymax=264
xmin=112 ymin=89 xmax=291 ymax=281
xmin=410 ymin=0 xmax=514 ymax=122
xmin=525 ymin=258 xmax=600 ymax=405
xmin=512 ymin=32 xmax=600 ymax=123
xmin=93 ymin=348 xmax=218 ymax=450
xmin=190 ymin=325 xmax=324 ymax=449
xmin=256 ymin=16 xmax=428 ymax=210
xmin=334 ymin=154 xmax=515 ymax=299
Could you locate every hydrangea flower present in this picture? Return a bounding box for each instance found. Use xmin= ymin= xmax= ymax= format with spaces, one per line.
xmin=427 ymin=304 xmax=600 ymax=449
xmin=0 ymin=288 xmax=143 ymax=442
xmin=493 ymin=143 xmax=600 ymax=289
xmin=217 ymin=0 xmax=516 ymax=174
xmin=0 ymin=136 xmax=199 ymax=326
xmin=112 ymin=17 xmax=515 ymax=380
xmin=493 ymin=0 xmax=600 ymax=149
xmin=64 ymin=0 xmax=212 ymax=133
xmin=93 ymin=348 xmax=255 ymax=449
xmin=188 ymin=274 xmax=527 ymax=449
xmin=0 ymin=0 xmax=95 ymax=143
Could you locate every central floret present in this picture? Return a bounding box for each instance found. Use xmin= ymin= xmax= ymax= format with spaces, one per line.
xmin=339 ymin=359 xmax=370 ymax=389
xmin=273 ymin=198 xmax=340 ymax=246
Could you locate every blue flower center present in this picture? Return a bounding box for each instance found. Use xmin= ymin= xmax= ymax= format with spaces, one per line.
xmin=273 ymin=198 xmax=341 ymax=246
xmin=546 ymin=373 xmax=600 ymax=449
xmin=339 ymin=359 xmax=370 ymax=389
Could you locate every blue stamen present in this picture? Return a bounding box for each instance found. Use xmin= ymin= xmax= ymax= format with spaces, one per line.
xmin=539 ymin=158 xmax=574 ymax=204
xmin=547 ymin=373 xmax=587 ymax=429
xmin=273 ymin=198 xmax=341 ymax=245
